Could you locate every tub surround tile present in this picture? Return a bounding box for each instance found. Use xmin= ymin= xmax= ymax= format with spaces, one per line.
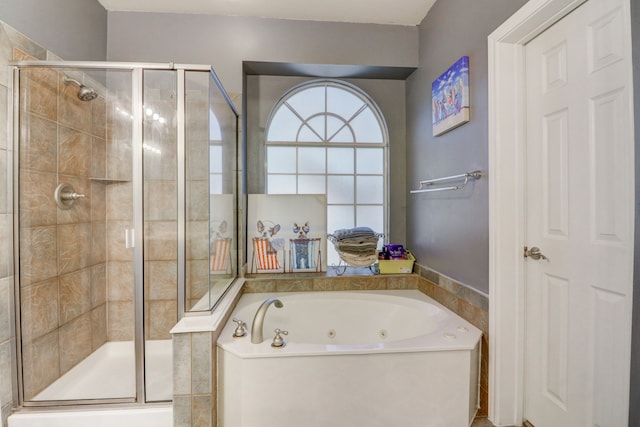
xmin=276 ymin=278 xmax=313 ymax=292
xmin=190 ymin=332 xmax=212 ymax=394
xmin=19 ymin=226 xmax=57 ymax=286
xmin=173 ymin=334 xmax=191 ymax=395
xmin=173 ymin=395 xmax=191 ymax=427
xmin=191 ymin=394 xmax=212 ymax=427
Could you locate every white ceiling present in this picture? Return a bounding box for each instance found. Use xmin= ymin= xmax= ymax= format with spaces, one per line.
xmin=97 ymin=0 xmax=437 ymax=26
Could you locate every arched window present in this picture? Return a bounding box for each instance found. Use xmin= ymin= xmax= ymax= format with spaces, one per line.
xmin=265 ymin=79 xmax=388 ymax=266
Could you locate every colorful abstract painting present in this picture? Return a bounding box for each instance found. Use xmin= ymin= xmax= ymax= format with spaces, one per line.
xmin=432 ymin=56 xmax=470 ymax=136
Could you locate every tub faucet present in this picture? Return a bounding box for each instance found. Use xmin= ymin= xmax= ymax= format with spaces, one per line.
xmin=251 ymin=297 xmax=283 ymax=344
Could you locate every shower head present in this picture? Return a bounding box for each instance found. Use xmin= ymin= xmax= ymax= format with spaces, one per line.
xmin=63 ymin=77 xmax=99 ymax=102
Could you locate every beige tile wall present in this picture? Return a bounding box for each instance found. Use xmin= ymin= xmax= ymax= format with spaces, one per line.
xmin=14 ymin=47 xmax=110 ymax=400
xmin=0 ymin=21 xmax=50 ymax=425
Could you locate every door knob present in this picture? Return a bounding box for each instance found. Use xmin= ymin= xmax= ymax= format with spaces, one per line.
xmin=524 ymin=246 xmax=549 ymax=261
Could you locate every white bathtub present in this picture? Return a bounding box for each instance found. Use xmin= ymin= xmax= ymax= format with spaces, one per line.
xmin=217 ymin=290 xmax=482 ymax=427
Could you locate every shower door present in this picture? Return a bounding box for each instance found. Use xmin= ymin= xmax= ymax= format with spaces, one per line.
xmin=15 ymin=65 xmax=139 ymax=403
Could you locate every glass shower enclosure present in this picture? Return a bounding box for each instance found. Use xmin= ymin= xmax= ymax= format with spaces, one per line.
xmin=11 ymin=60 xmax=237 ymax=406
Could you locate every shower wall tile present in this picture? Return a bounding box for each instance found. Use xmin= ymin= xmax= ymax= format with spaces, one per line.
xmin=57 ymin=222 xmax=92 ymax=274
xmin=58 ymin=126 xmax=92 ymax=177
xmin=19 ymin=113 xmax=57 ymax=173
xmin=7 ymin=33 xmax=46 ymax=63
xmin=106 ymin=139 xmax=132 ymax=181
xmin=0 ymin=151 xmax=6 ymax=216
xmin=186 ymin=221 xmax=208 ymax=260
xmin=91 ymin=137 xmax=107 ymax=179
xmin=143 ymin=142 xmax=176 ymax=181
xmin=59 ymin=312 xmax=92 ymax=374
xmin=0 ymin=340 xmax=15 ymax=415
xmin=18 ymin=169 xmax=57 ymax=227
xmin=19 ymin=278 xmax=58 ymax=343
xmin=58 ymin=75 xmax=92 ymax=134
xmin=91 ymin=304 xmax=107 ymax=350
xmin=148 ymin=261 xmax=177 ymax=300
xmin=107 ymin=261 xmax=134 ymax=301
xmin=91 ymin=221 xmax=106 ymax=265
xmin=106 ymin=184 xmax=132 ymax=220
xmin=0 ymin=215 xmax=9 ymax=279
xmin=148 ymin=300 xmax=177 ymax=340
xmin=92 ymin=97 xmax=106 ymax=140
xmin=22 ymin=330 xmax=59 ymax=398
xmin=91 ymin=263 xmax=107 ymax=308
xmin=20 ymin=67 xmax=58 ymax=122
xmin=91 ymin=182 xmax=107 ymax=222
xmin=145 ymin=180 xmax=177 ymax=221
xmin=108 ymin=300 xmax=134 ymax=341
xmin=19 ymin=226 xmax=57 ymax=286
xmin=186 ymin=140 xmax=208 ymax=181
xmin=59 ymin=268 xmax=92 ymax=324
xmin=146 ymin=221 xmax=178 ymax=261
xmin=187 ymin=180 xmax=208 ymax=221
xmin=186 ymin=260 xmax=208 ymax=303
xmin=0 ymin=278 xmax=12 ymax=343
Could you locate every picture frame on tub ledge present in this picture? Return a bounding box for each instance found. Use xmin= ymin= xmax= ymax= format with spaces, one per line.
xmin=432 ymin=55 xmax=470 ymax=136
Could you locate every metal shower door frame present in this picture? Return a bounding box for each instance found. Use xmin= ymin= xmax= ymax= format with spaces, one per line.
xmin=9 ymin=60 xmax=217 ymax=408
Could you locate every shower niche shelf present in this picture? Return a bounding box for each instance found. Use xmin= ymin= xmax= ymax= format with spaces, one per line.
xmin=90 ymin=177 xmax=132 ymax=184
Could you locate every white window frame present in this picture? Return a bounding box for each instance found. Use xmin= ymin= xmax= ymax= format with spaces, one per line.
xmin=264 ymin=79 xmax=389 ymax=265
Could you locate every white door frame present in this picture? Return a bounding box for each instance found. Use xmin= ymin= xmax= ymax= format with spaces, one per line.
xmin=486 ymin=0 xmax=633 ymax=424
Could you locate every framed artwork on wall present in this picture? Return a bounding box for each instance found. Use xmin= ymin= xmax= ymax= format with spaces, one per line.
xmin=432 ymin=55 xmax=470 ymax=136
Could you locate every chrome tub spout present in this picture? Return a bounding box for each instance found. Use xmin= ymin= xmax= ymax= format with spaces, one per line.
xmin=251 ymin=297 xmax=283 ymax=344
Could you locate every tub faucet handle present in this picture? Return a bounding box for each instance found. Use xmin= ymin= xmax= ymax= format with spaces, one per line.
xmin=232 ymin=318 xmax=247 ymax=338
xmin=271 ymin=328 xmax=288 ymax=348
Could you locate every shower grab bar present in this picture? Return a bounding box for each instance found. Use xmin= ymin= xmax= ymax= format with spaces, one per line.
xmin=410 ymin=170 xmax=483 ymax=194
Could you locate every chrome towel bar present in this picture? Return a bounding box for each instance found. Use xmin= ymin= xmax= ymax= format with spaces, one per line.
xmin=410 ymin=170 xmax=483 ymax=194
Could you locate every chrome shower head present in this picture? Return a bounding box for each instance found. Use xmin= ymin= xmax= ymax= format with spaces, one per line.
xmin=63 ymin=77 xmax=99 ymax=102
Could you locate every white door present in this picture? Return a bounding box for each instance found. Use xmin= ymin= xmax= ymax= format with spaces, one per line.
xmin=524 ymin=0 xmax=634 ymax=425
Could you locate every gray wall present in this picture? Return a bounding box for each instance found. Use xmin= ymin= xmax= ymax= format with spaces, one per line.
xmin=106 ymin=12 xmax=418 ymax=93
xmin=0 ymin=0 xmax=107 ymax=60
xmin=405 ymin=0 xmax=527 ymax=294
xmin=245 ymin=75 xmax=407 ymax=244
xmin=630 ymin=0 xmax=640 ymax=424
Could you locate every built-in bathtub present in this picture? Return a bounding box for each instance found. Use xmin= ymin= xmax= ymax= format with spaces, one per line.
xmin=217 ymin=290 xmax=482 ymax=427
